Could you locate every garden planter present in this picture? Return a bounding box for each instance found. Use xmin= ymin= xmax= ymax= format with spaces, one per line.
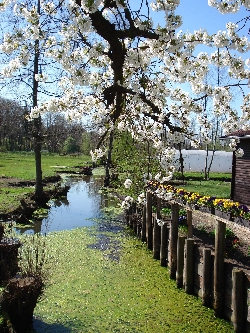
xmin=199 ymin=206 xmax=215 ymax=214
xmin=233 ymin=217 xmax=250 ymax=228
xmin=0 ymin=276 xmax=44 ymax=333
xmin=214 ymin=209 xmax=234 ymax=221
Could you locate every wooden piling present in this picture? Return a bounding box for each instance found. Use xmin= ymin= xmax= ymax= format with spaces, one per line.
xmin=136 ymin=218 xmax=141 ymax=239
xmin=169 ymin=203 xmax=179 ymax=279
xmin=232 ymin=269 xmax=245 ymax=333
xmin=214 ymin=220 xmax=226 ymax=318
xmin=128 ymin=206 xmax=133 ymax=228
xmin=153 ymin=217 xmax=161 ymax=260
xmin=187 ymin=210 xmax=193 ymax=238
xmin=141 ymin=205 xmax=146 ymax=242
xmin=184 ymin=238 xmax=194 ymax=294
xmin=160 ymin=223 xmax=168 ymax=266
xmin=146 ymin=191 xmax=153 ymax=250
xmin=202 ymin=248 xmax=211 ymax=307
xmin=176 ymin=236 xmax=186 ymax=288
xmin=133 ymin=215 xmax=137 ymax=234
xmin=156 ymin=197 xmax=161 ymax=219
xmin=126 ymin=209 xmax=129 ymax=225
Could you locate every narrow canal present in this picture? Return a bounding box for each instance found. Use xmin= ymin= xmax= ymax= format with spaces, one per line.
xmin=17 ymin=173 xmax=116 ymax=234
xmin=27 ymin=173 xmax=234 ymax=333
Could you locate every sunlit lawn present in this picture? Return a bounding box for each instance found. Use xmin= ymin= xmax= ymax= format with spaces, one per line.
xmin=176 ymin=179 xmax=231 ymax=198
xmin=174 ymin=172 xmax=231 ymax=198
xmin=0 ymin=152 xmax=91 ymax=180
xmin=0 ymin=152 xmax=91 ymax=213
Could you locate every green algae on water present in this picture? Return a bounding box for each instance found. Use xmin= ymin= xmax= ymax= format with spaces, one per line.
xmin=33 ymin=226 xmax=234 ymax=333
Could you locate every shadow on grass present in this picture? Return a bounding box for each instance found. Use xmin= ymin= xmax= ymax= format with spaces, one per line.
xmin=33 ymin=318 xmax=74 ymax=333
xmin=175 ymin=174 xmax=231 ymax=182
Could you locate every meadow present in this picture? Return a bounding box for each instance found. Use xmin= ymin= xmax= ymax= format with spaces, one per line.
xmin=0 ymin=152 xmax=91 ymax=214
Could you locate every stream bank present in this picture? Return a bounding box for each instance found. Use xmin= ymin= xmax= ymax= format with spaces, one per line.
xmin=0 ymin=165 xmax=95 ymax=225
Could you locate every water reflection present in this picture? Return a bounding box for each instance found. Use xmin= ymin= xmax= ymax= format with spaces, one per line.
xmin=17 ymin=175 xmax=112 ymax=234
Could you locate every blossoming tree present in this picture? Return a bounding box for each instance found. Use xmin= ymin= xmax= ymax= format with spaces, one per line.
xmin=0 ymin=0 xmax=66 ymax=197
xmin=0 ymin=0 xmax=249 ymax=187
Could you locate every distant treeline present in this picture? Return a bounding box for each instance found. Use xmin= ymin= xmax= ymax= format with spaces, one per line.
xmin=0 ymin=97 xmax=98 ymax=154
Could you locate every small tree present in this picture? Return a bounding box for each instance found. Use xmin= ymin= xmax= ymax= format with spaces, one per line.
xmin=0 ymin=0 xmax=64 ymax=198
xmin=62 ymin=136 xmax=80 ymax=154
xmin=81 ymin=131 xmax=97 ymax=155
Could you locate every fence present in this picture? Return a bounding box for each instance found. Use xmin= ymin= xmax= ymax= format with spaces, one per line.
xmin=126 ymin=191 xmax=250 ymax=333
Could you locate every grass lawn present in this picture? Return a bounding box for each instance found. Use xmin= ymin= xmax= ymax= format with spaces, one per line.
xmin=0 ymin=152 xmax=91 ymax=214
xmin=174 ymin=172 xmax=231 ymax=198
xmin=0 ymin=151 xmax=91 ymax=180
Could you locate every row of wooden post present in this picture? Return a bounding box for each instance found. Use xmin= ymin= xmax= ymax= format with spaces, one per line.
xmin=127 ymin=191 xmax=248 ymax=333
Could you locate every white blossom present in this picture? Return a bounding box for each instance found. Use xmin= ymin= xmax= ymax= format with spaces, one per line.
xmin=90 ymin=148 xmax=106 ymax=162
xmin=124 ymin=179 xmax=132 ymax=189
xmin=235 ymin=148 xmax=244 ymax=157
xmin=0 ymin=0 xmax=250 ymax=187
xmin=137 ymin=192 xmax=146 ymax=205
xmin=156 ymin=219 xmax=165 ymax=227
xmin=164 ymin=192 xmax=173 ymax=201
xmin=121 ymin=196 xmax=134 ymax=210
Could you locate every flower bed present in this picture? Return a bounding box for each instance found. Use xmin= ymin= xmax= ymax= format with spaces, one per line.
xmin=145 ymin=180 xmax=250 ymax=225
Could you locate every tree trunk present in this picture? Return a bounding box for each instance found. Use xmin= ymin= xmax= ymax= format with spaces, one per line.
xmin=34 ymin=134 xmax=43 ymax=198
xmin=178 ymin=142 xmax=184 ymax=181
xmin=0 ymin=276 xmax=44 ymax=333
xmin=104 ymin=130 xmax=114 ymax=187
xmin=32 ymin=0 xmax=43 ymax=199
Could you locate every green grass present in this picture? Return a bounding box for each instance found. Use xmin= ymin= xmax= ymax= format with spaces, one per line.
xmin=0 ymin=152 xmax=92 ymax=214
xmin=0 ymin=151 xmax=91 ymax=180
xmin=30 ymin=226 xmax=233 ymax=333
xmin=176 ymin=180 xmax=231 ymax=198
xmin=174 ymin=172 xmax=231 ymax=198
xmin=0 ymin=187 xmax=35 ymax=214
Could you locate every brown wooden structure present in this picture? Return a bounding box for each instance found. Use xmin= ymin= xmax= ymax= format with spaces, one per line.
xmin=221 ymin=130 xmax=250 ymax=206
xmin=127 ymin=196 xmax=250 ymax=332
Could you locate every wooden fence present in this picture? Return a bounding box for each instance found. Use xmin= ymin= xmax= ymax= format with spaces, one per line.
xmin=126 ymin=191 xmax=250 ymax=333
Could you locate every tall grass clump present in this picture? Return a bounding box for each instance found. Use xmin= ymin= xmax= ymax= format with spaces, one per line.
xmin=0 ymin=228 xmax=54 ymax=332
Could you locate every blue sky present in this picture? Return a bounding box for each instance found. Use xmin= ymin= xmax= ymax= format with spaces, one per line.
xmin=147 ymin=0 xmax=249 ymax=37
xmin=176 ymin=1 xmax=249 ymax=108
xmin=176 ymin=1 xmax=249 ymax=35
xmin=153 ymin=1 xmax=249 ymax=114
